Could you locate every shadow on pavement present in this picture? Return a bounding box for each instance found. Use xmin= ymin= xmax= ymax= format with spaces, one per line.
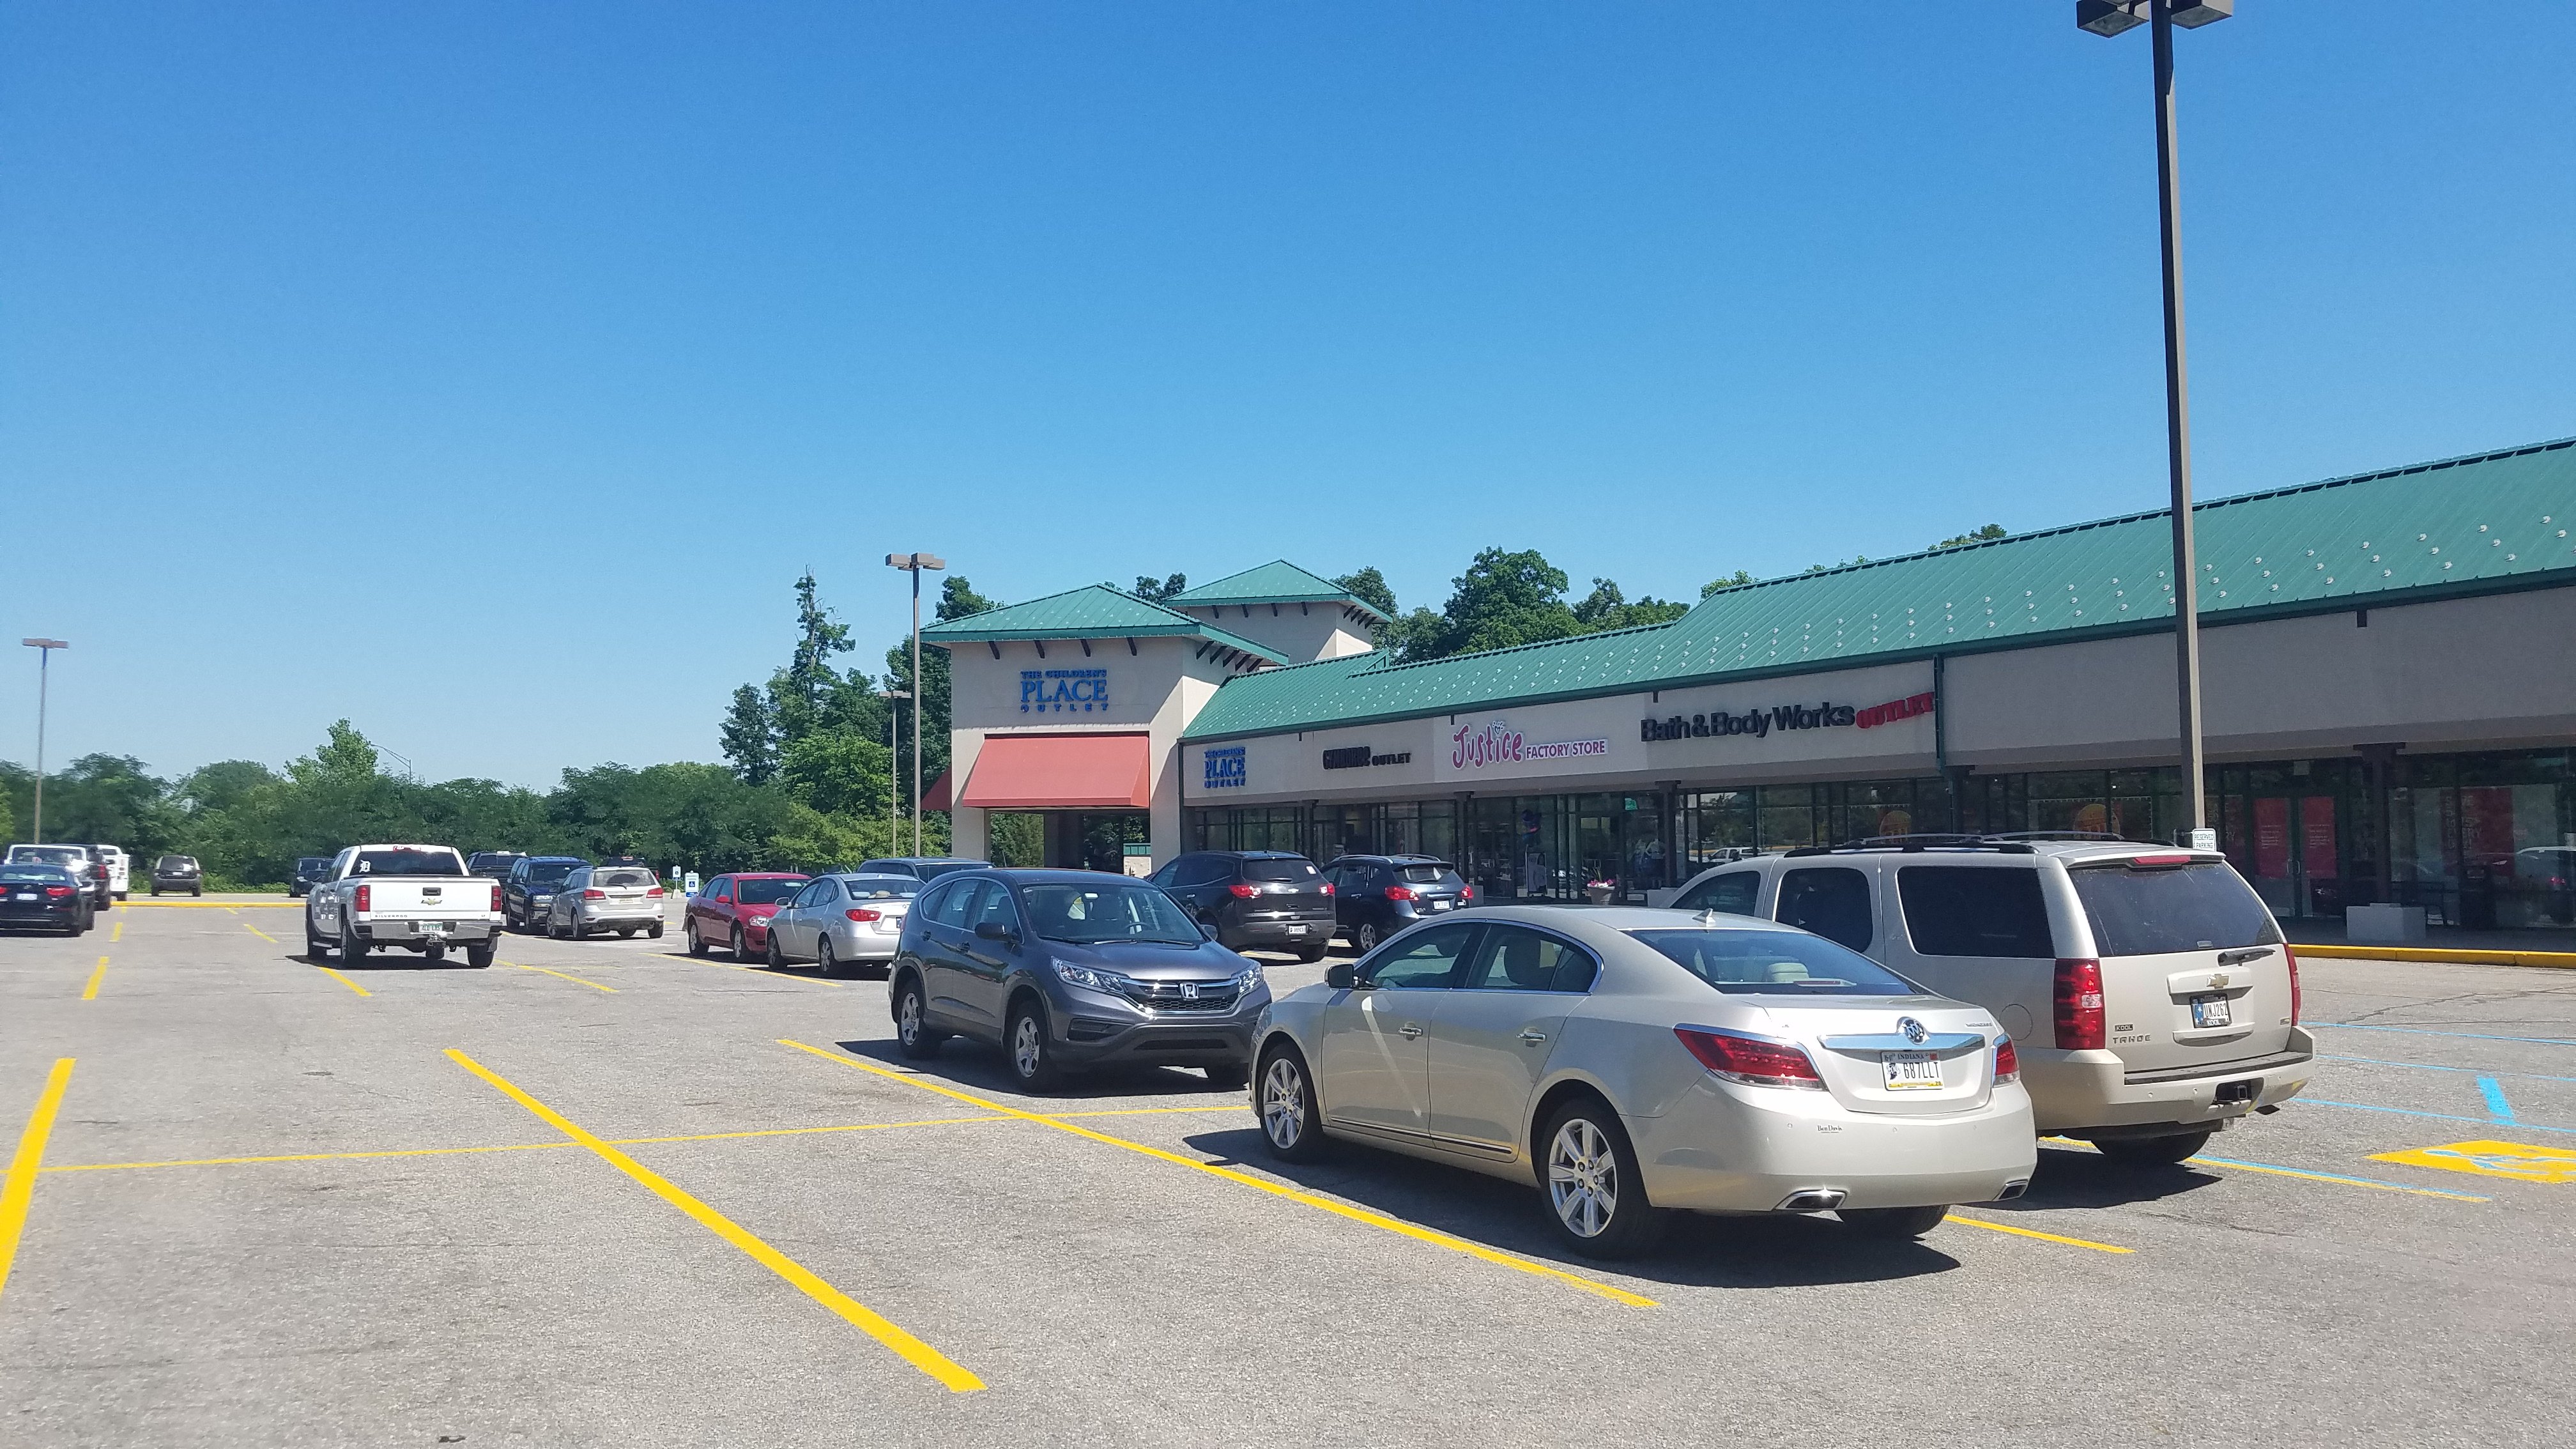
xmin=1982 ymin=1142 xmax=2225 ymax=1213
xmin=832 ymin=1036 xmax=1244 ymax=1103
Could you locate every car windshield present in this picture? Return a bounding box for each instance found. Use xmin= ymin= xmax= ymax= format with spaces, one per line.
xmin=12 ymin=847 xmax=82 ymax=865
xmin=837 ymin=876 xmax=921 ymax=899
xmin=1243 ymin=858 xmax=1317 ymax=882
xmin=1024 ymin=882 xmax=1202 ymax=945
xmin=2069 ymin=861 xmax=2280 ymax=956
xmin=1395 ymin=862 xmax=1459 ymax=885
xmin=296 ymin=858 xmax=328 ymax=871
xmin=1627 ymin=928 xmax=1924 ymax=995
xmin=354 ymin=849 xmax=466 ymax=876
xmin=733 ymin=877 xmax=806 ymax=905
xmin=594 ymin=868 xmax=655 ymax=888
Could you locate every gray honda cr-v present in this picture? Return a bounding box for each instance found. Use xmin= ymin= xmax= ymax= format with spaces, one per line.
xmin=887 ymin=868 xmax=1270 ymax=1092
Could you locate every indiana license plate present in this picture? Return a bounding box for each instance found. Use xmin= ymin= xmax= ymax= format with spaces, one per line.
xmin=1882 ymin=1052 xmax=1943 ymax=1090
xmin=2191 ymin=995 xmax=2232 ymax=1028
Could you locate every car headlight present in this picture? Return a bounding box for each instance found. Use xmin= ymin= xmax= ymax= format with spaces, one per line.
xmin=1051 ymin=958 xmax=1140 ymax=993
xmin=1236 ymin=963 xmax=1264 ymax=994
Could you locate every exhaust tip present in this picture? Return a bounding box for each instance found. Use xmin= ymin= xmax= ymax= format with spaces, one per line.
xmin=1993 ymin=1178 xmax=2031 ymax=1202
xmin=1774 ymin=1188 xmax=1846 ymax=1213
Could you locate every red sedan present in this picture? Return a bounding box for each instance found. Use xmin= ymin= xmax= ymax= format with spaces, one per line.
xmin=684 ymin=873 xmax=811 ymax=960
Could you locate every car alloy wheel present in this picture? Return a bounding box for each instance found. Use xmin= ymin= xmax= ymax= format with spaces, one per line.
xmin=816 ymin=937 xmax=837 ymax=977
xmin=894 ymin=977 xmax=946 ymax=1061
xmin=1354 ymin=921 xmax=1380 ymax=953
xmin=1007 ymin=1003 xmax=1061 ymax=1091
xmin=1261 ymin=1055 xmax=1307 ymax=1151
xmin=1548 ymin=1117 xmax=1619 ymax=1239
xmin=730 ymin=926 xmax=747 ymax=961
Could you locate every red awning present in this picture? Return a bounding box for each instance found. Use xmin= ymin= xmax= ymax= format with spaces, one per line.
xmin=957 ymin=733 xmax=1151 ymax=810
xmin=921 ymin=769 xmax=952 ymax=813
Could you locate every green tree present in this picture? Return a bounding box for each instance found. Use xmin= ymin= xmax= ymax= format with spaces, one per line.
xmin=1131 ymin=572 xmax=1188 ymax=604
xmin=1933 ymin=523 xmax=2009 ymax=549
xmin=1401 ymin=548 xmax=1581 ymax=661
xmin=719 ymin=685 xmax=778 ymax=785
xmin=1332 ymin=567 xmax=1399 ymax=619
xmin=778 ymin=730 xmax=894 ymax=820
xmin=180 ymin=760 xmax=279 ymax=814
xmin=1701 ymin=571 xmax=1755 ymax=597
xmin=1571 ymin=578 xmax=1691 ymax=632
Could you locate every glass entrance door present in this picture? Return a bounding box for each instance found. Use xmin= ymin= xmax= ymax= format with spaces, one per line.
xmin=2249 ymin=794 xmax=2340 ymax=918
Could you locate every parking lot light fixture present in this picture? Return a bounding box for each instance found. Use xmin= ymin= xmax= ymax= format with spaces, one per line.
xmin=20 ymin=638 xmax=68 ymax=843
xmin=884 ymin=553 xmax=946 ymax=857
xmin=2074 ymin=0 xmax=2231 ymax=848
xmin=881 ymin=689 xmax=911 ymax=846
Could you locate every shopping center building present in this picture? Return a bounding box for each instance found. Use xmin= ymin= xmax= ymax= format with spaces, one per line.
xmin=925 ymin=436 xmax=2576 ymax=932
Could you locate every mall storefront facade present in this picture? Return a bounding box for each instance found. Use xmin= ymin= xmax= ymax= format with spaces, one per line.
xmin=928 ymin=438 xmax=2576 ymax=931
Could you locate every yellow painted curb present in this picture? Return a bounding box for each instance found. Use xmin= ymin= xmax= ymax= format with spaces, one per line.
xmin=2296 ymin=943 xmax=2576 ymax=970
xmin=121 ymin=900 xmax=301 ymax=908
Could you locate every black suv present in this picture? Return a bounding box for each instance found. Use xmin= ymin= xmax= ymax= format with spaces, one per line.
xmin=888 ymin=869 xmax=1271 ymax=1092
xmin=1322 ymin=855 xmax=1475 ymax=953
xmin=151 ymin=854 xmax=204 ymax=896
xmin=289 ymin=857 xmax=332 ymax=898
xmin=1148 ymin=851 xmax=1335 ymax=960
xmin=467 ymin=851 xmax=528 ymax=880
xmin=503 ymin=855 xmax=588 ymax=931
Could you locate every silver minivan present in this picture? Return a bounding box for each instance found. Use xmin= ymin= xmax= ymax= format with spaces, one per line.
xmin=1671 ymin=838 xmax=2313 ymax=1162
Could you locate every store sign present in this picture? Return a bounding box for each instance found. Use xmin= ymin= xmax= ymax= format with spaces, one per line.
xmin=1021 ymin=668 xmax=1110 ymax=714
xmin=1451 ymin=718 xmax=1609 ymax=770
xmin=1322 ymin=745 xmax=1413 ymax=770
xmin=1202 ymin=746 xmax=1247 ymax=790
xmin=1639 ymin=690 xmax=1933 ymax=742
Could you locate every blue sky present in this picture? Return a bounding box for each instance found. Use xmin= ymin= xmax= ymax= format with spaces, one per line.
xmin=3 ymin=3 xmax=2570 ymax=787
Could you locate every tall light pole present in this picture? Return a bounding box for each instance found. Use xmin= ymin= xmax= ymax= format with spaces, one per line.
xmin=20 ymin=639 xmax=68 ymax=843
xmin=884 ymin=553 xmax=946 ymax=857
xmin=2076 ymin=0 xmax=2231 ymax=849
xmin=880 ymin=688 xmax=910 ymax=848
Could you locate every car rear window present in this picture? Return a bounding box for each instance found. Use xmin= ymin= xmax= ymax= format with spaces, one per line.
xmin=838 ymin=876 xmax=922 ymax=898
xmin=355 ymin=849 xmax=467 ymax=876
xmin=2 ymin=866 xmax=70 ymax=884
xmin=12 ymin=847 xmax=83 ymax=866
xmin=158 ymin=856 xmax=196 ymax=870
xmin=1627 ymin=928 xmax=1924 ymax=996
xmin=1897 ymin=867 xmax=2055 ymax=958
xmin=1242 ymin=859 xmax=1317 ymax=882
xmin=733 ymin=877 xmax=806 ymax=905
xmin=594 ymin=868 xmax=655 ymax=888
xmin=2068 ymin=861 xmax=2280 ymax=956
xmin=916 ymin=861 xmax=980 ymax=880
xmin=1396 ymin=862 xmax=1460 ymax=885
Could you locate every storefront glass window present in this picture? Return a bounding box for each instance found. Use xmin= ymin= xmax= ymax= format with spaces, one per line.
xmin=1759 ymin=785 xmax=1820 ymax=852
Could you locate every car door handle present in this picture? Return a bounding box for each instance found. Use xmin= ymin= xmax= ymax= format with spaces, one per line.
xmin=1519 ymin=1030 xmax=1549 ymax=1045
xmin=1398 ymin=1023 xmax=1424 ymax=1039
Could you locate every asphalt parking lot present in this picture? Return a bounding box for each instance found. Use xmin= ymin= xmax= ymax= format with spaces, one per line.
xmin=4 ymin=898 xmax=2573 ymax=1447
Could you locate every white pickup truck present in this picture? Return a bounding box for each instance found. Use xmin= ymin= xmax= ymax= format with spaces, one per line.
xmin=305 ymin=844 xmax=502 ymax=969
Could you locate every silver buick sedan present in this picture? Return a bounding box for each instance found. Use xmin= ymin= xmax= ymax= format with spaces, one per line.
xmin=1250 ymin=906 xmax=2037 ymax=1257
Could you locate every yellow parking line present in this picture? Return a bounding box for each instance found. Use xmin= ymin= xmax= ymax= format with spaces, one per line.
xmin=241 ymin=921 xmax=278 ymax=944
xmin=2040 ymin=1135 xmax=2489 ymax=1202
xmin=316 ymin=965 xmax=372 ymax=998
xmin=776 ymin=1038 xmax=1658 ymax=1308
xmin=507 ymin=961 xmax=616 ymax=993
xmin=1943 ymin=1213 xmax=2133 ymax=1254
xmin=80 ymin=956 xmax=109 ymax=1001
xmin=1 ymin=1059 xmax=75 ymax=1303
xmin=656 ymin=951 xmax=848 ymax=987
xmin=110 ymin=919 xmax=123 ymax=942
xmin=448 ymin=1049 xmax=983 ymax=1392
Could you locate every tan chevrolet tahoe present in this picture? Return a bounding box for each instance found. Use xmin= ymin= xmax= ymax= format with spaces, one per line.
xmin=1671 ymin=836 xmax=2313 ymax=1163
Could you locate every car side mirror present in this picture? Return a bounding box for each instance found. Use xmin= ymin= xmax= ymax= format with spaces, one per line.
xmin=1324 ymin=963 xmax=1359 ymax=990
xmin=1200 ymin=921 xmax=1220 ymax=940
xmin=974 ymin=921 xmax=1015 ymax=946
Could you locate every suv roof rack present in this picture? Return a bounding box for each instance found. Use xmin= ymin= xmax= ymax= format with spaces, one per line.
xmin=1777 ymin=830 xmax=2147 ymax=858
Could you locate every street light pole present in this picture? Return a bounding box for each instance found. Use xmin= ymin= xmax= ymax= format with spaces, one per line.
xmin=884 ymin=553 xmax=946 ymax=857
xmin=2077 ymin=0 xmax=2230 ymax=847
xmin=20 ymin=639 xmax=68 ymax=843
xmin=881 ymin=689 xmax=910 ymax=848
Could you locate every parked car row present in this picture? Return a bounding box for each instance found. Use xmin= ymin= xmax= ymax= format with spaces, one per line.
xmin=4 ymin=842 xmax=123 ymax=908
xmin=0 ymin=861 xmax=98 ymax=933
xmin=874 ymin=839 xmax=2310 ymax=1260
xmin=1146 ymin=849 xmax=1475 ymax=958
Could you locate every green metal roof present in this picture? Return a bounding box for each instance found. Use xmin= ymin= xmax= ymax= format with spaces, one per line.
xmin=921 ymin=584 xmax=1284 ymax=664
xmin=1167 ymin=560 xmax=1390 ymax=624
xmin=1184 ymin=436 xmax=2576 ymax=741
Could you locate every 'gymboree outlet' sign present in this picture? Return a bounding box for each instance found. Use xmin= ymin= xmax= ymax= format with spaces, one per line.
xmin=1021 ymin=668 xmax=1110 ymax=714
xmin=1640 ymin=689 xmax=1935 ymax=742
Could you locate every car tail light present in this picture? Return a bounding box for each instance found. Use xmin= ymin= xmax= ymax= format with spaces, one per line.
xmin=2283 ymin=942 xmax=2301 ymax=1026
xmin=45 ymin=885 xmax=72 ymax=898
xmin=1384 ymin=885 xmax=1416 ymax=901
xmin=845 ymin=908 xmax=882 ymax=923
xmin=1460 ymin=885 xmax=1474 ymax=901
xmin=489 ymin=884 xmax=503 ymax=912
xmin=583 ymin=888 xmax=606 ymax=900
xmin=2053 ymin=958 xmax=2106 ymax=1050
xmin=1320 ymin=882 xmax=1333 ymax=896
xmin=354 ymin=883 xmax=374 ymax=912
xmin=646 ymin=885 xmax=663 ymax=897
xmin=1993 ymin=1036 xmax=2020 ymax=1084
xmin=1227 ymin=884 xmax=1259 ymax=898
xmin=2127 ymin=852 xmax=2194 ymax=868
xmin=1673 ymin=1026 xmax=1824 ymax=1088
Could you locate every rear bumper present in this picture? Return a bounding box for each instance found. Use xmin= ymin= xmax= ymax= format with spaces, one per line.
xmin=355 ymin=918 xmax=498 ymax=944
xmin=0 ymin=906 xmax=82 ymax=928
xmin=578 ymin=907 xmax=663 ymax=925
xmin=1629 ymin=1078 xmax=2038 ymax=1213
xmin=2022 ymin=1028 xmax=2317 ymax=1136
xmin=1225 ymin=915 xmax=1335 ymax=946
xmin=824 ymin=924 xmax=904 ymax=960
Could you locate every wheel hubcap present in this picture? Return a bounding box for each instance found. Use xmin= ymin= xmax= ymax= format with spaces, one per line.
xmin=1014 ymin=1017 xmax=1041 ymax=1077
xmin=1547 ymin=1118 xmax=1618 ymax=1238
xmin=900 ymin=992 xmax=921 ymax=1043
xmin=1261 ymin=1058 xmax=1305 ymax=1148
xmin=1358 ymin=924 xmax=1377 ymax=950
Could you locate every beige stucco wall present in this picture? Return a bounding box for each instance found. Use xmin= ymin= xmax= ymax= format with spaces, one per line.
xmin=1177 ymin=603 xmax=1376 ymax=664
